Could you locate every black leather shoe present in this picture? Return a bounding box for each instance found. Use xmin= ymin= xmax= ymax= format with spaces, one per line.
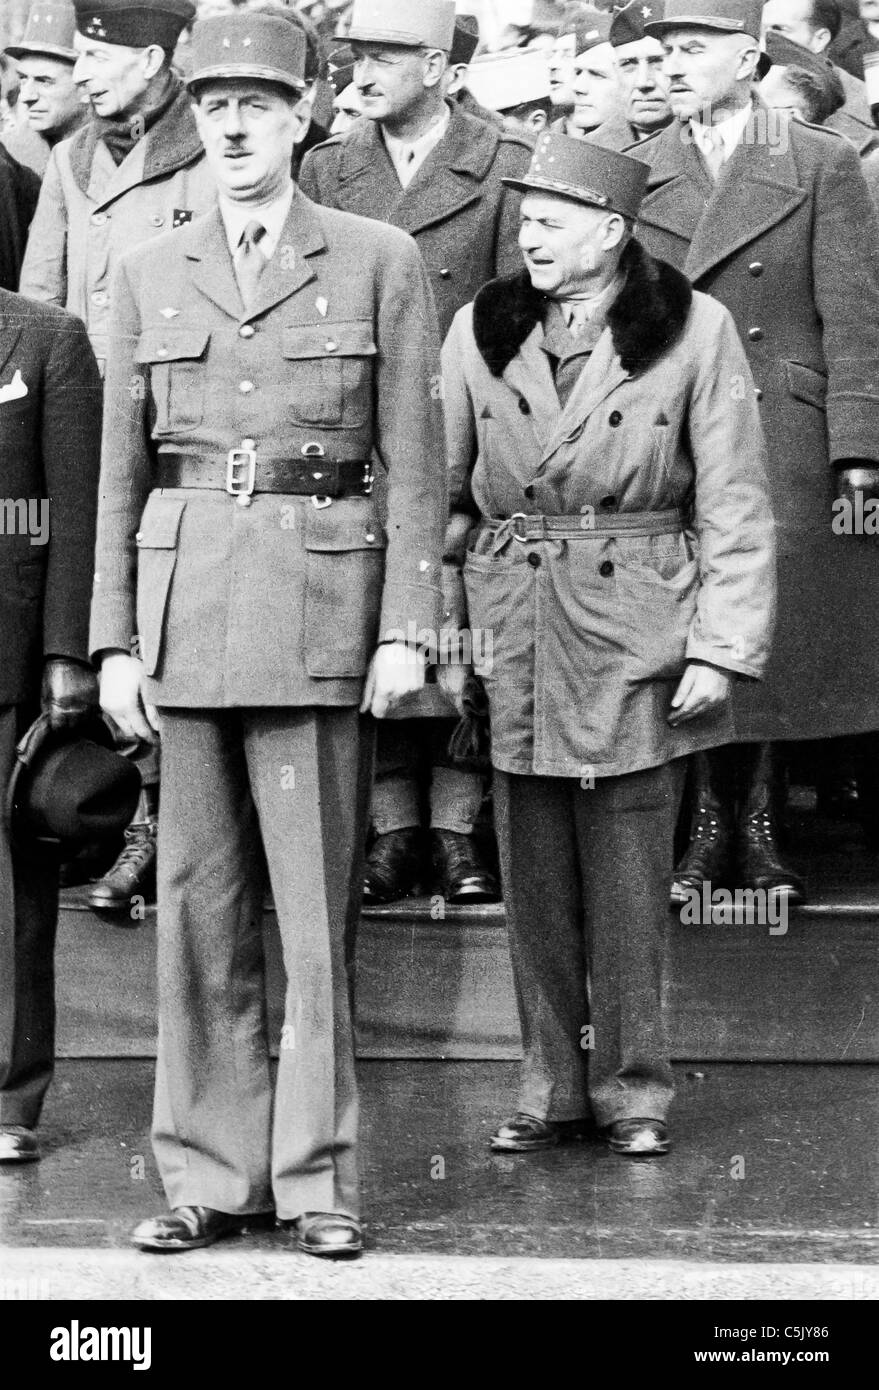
xmin=489 ymin=1113 xmax=591 ymax=1152
xmin=671 ymin=750 xmax=735 ymax=907
xmin=88 ymin=819 xmax=157 ymax=913
xmin=131 ymin=1205 xmax=244 ymax=1253
xmin=738 ymin=743 xmax=805 ymax=904
xmin=431 ymin=829 xmax=500 ymax=904
xmin=606 ymin=1119 xmax=670 ymax=1156
xmin=362 ymin=828 xmax=423 ymax=904
xmin=288 ymin=1212 xmax=363 ymax=1258
xmin=0 ymin=1125 xmax=40 ymax=1163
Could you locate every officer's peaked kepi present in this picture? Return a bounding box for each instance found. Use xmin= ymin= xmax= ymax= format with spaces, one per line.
xmin=502 ymin=131 xmax=649 ymax=221
xmin=5 ymin=1 xmax=77 ymax=62
xmin=186 ymin=11 xmax=307 ymax=94
xmin=644 ymin=0 xmax=764 ymax=39
xmin=72 ymin=0 xmax=195 ymax=49
xmin=343 ymin=0 xmax=457 ymax=53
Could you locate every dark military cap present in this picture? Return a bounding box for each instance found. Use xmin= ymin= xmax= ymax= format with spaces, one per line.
xmin=450 ymin=13 xmax=480 ymax=67
xmin=763 ymin=29 xmax=834 ymax=79
xmin=503 ymin=129 xmax=649 ymax=220
xmin=610 ymin=1 xmax=667 ymax=48
xmin=327 ymin=45 xmax=355 ymax=96
xmin=570 ymin=9 xmax=613 ymax=55
xmin=186 ymin=11 xmax=307 ymax=95
xmin=73 ymin=0 xmax=195 ymax=49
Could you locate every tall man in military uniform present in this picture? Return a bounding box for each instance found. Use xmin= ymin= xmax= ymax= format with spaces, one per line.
xmin=21 ymin=0 xmax=216 ymax=913
xmin=441 ymin=134 xmax=776 ymax=1157
xmin=588 ymin=2 xmax=673 ymax=149
xmin=633 ymin=0 xmax=879 ymax=903
xmin=300 ymin=0 xmax=530 ymax=907
xmin=90 ymin=10 xmax=445 ymax=1256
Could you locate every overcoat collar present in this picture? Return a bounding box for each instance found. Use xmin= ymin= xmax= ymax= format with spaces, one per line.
xmin=331 ymin=101 xmax=505 ymax=235
xmin=638 ymin=101 xmax=807 ymax=283
xmin=473 ymin=240 xmax=693 ymax=472
xmin=183 ymin=187 xmax=327 ymax=321
xmin=68 ymin=85 xmax=205 ymax=202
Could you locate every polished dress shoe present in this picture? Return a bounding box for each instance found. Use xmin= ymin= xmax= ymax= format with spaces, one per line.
xmin=671 ymin=750 xmax=735 ymax=907
xmin=287 ymin=1212 xmax=363 ymax=1258
xmin=131 ymin=1205 xmax=244 ymax=1253
xmin=431 ymin=829 xmax=500 ymax=904
xmin=489 ymin=1112 xmax=591 ymax=1152
xmin=606 ymin=1119 xmax=670 ymax=1156
xmin=0 ymin=1125 xmax=40 ymax=1163
xmin=88 ymin=818 xmax=157 ymax=913
xmin=362 ymin=828 xmax=422 ymax=904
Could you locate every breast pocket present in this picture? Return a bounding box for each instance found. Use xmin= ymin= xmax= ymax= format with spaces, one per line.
xmin=135 ymin=328 xmax=211 ymax=434
xmin=283 ymin=321 xmax=376 ymax=429
xmin=135 ymin=493 xmax=186 ymax=676
xmin=303 ymin=506 xmax=386 ymax=677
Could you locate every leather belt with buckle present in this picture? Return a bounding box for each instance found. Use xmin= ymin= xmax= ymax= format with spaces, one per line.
xmin=155 ymin=444 xmax=374 ymax=507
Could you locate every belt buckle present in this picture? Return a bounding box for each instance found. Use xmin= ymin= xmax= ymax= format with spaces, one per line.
xmin=226 ymin=444 xmax=256 ymax=498
xmin=509 ymin=512 xmax=528 ymax=543
xmin=362 ymin=461 xmax=374 ymax=497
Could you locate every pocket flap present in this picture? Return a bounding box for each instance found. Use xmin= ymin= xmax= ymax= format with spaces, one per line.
xmin=135 ymin=327 xmax=211 ymax=364
xmin=304 ymin=509 xmax=386 ymax=552
xmin=136 ymin=494 xmax=186 ymax=549
xmin=282 ymin=321 xmax=377 ymax=360
xmin=785 ymin=360 xmax=827 ymax=409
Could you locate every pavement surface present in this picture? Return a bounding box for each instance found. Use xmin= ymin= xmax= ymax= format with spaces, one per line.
xmin=1 ymin=1059 xmax=876 ymax=1299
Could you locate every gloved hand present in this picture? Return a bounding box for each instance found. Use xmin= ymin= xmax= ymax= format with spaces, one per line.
xmin=40 ymin=658 xmax=100 ymax=732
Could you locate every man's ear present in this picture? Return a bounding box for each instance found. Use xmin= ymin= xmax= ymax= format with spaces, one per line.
xmin=602 ymin=212 xmax=627 ymax=251
xmin=290 ymin=91 xmax=313 ymax=142
xmin=423 ymin=48 xmax=449 ymax=91
xmin=142 ymin=43 xmax=167 ymax=82
xmin=736 ymin=38 xmax=761 ymax=83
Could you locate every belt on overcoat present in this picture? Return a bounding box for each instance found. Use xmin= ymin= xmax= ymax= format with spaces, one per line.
xmin=479 ymin=508 xmax=685 ymax=555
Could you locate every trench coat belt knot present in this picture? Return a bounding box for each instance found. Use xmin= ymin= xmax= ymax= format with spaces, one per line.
xmin=482 ymin=508 xmax=686 ymax=556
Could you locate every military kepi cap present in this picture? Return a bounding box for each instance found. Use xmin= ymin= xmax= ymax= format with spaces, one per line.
xmin=644 ymin=0 xmax=764 ymax=39
xmin=610 ymin=1 xmax=666 ymax=48
xmin=344 ymin=0 xmax=456 ymax=53
xmin=503 ymin=130 xmax=649 ymax=221
xmin=73 ymin=0 xmax=195 ymax=48
xmin=6 ymin=1 xmax=78 ymax=62
xmin=187 ymin=12 xmax=307 ymax=94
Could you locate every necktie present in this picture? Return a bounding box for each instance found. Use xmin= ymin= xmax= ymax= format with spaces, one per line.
xmin=234 ymin=220 xmax=267 ymax=311
xmin=699 ymin=125 xmax=725 ymax=182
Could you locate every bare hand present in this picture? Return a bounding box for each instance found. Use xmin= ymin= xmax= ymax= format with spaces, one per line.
xmin=360 ymin=641 xmax=427 ymax=719
xmin=436 ymin=660 xmax=472 ymax=715
xmin=668 ymin=663 xmax=731 ymax=726
xmin=99 ymin=652 xmax=160 ymax=743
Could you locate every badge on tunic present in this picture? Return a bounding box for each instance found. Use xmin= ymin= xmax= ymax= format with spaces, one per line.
xmin=160 ymin=307 xmax=180 ymax=319
xmin=172 ymin=209 xmax=193 ymax=228
xmin=315 ymin=295 xmax=328 ymax=317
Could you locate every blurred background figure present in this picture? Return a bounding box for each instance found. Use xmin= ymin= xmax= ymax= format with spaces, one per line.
xmin=445 ymin=11 xmax=504 ymax=126
xmin=0 ymin=52 xmax=21 ymax=132
xmin=569 ymin=11 xmax=622 ymax=137
xmin=589 ymin=0 xmax=672 ymax=147
xmin=3 ymin=1 xmax=87 ymax=179
xmin=467 ymin=45 xmax=553 ymax=131
xmin=328 ymin=44 xmax=361 ymax=133
xmin=760 ymin=28 xmax=847 ymax=118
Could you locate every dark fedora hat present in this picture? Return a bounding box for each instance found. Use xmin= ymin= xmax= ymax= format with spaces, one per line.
xmin=7 ymin=711 xmax=142 ymax=855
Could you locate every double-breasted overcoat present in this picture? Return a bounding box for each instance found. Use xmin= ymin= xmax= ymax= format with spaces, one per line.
xmin=442 ymin=243 xmax=777 ymax=779
xmin=632 ymin=105 xmax=879 ymax=742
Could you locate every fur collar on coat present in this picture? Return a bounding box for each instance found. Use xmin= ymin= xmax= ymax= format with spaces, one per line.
xmin=472 ymin=238 xmax=693 ymax=377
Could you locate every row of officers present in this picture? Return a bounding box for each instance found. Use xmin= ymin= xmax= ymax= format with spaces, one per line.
xmin=0 ymin=0 xmax=878 ymax=1259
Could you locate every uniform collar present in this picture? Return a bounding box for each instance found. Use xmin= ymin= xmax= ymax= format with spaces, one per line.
xmin=218 ymin=183 xmax=294 ymax=260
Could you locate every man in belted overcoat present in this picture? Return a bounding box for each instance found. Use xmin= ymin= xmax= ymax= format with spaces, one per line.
xmin=89 ymin=10 xmax=446 ymax=1257
xmin=441 ymin=133 xmax=776 ymax=1156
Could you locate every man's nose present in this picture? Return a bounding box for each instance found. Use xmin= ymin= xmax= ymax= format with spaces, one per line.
xmin=636 ymin=60 xmax=656 ymax=89
xmin=354 ymin=56 xmax=375 ymax=87
xmin=71 ymin=54 xmax=90 ymax=83
xmin=223 ymin=101 xmax=244 ymax=135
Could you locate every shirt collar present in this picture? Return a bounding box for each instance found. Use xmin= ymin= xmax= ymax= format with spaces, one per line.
xmin=689 ymin=102 xmax=751 ymax=160
xmin=219 ymin=182 xmax=295 ymax=262
xmin=382 ymin=103 xmax=451 ymax=164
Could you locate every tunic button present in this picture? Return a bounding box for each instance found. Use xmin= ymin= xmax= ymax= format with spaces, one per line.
xmin=523 ymin=485 xmax=535 ymax=499
xmin=748 ymin=261 xmax=764 ymax=276
xmin=609 ymin=410 xmax=622 ymax=427
xmin=527 ymin=553 xmax=541 ymax=568
xmin=325 ymin=340 xmax=338 ymax=352
xmin=748 ymin=327 xmax=763 ymax=342
xmin=600 ymin=560 xmax=614 ymax=577
xmin=239 ymin=324 xmax=255 ymax=338
xmin=365 ymin=532 xmax=376 ymax=543
xmin=91 ymin=211 xmax=108 ymax=226
xmin=156 ymin=346 xmax=168 ymax=357
xmin=150 ymin=214 xmax=165 ymax=227
xmin=91 ymin=290 xmax=108 ymax=307
xmin=135 ymin=531 xmax=143 ymax=542
xmin=518 ymin=397 xmax=531 ymax=414
xmin=239 ymin=380 xmax=254 ymax=393
xmin=439 ymin=268 xmax=451 ymax=279
xmin=600 ymin=494 xmax=616 ymax=511
xmin=754 ymin=387 xmax=763 ymax=401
